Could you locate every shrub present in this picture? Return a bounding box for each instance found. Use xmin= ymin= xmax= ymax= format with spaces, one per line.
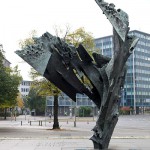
xmin=119 ymin=106 xmax=131 ymax=115
xmin=78 ymin=106 xmax=92 ymax=117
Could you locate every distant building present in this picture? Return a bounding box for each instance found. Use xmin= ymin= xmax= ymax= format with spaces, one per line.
xmin=46 ymin=93 xmax=97 ymax=116
xmin=95 ymin=30 xmax=150 ymax=109
xmin=18 ymin=80 xmax=32 ymax=97
xmin=47 ymin=30 xmax=150 ymax=115
xmin=3 ymin=58 xmax=11 ymax=67
xmin=0 ymin=44 xmax=11 ymax=67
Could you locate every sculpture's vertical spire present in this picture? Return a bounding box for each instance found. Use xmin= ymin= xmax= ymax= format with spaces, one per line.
xmin=95 ymin=0 xmax=129 ymax=41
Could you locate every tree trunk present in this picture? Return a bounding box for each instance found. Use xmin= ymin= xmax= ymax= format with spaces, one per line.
xmin=53 ymin=95 xmax=60 ymax=129
xmin=4 ymin=108 xmax=7 ymax=120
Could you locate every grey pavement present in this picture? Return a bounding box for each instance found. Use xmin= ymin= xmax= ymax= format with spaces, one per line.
xmin=0 ymin=115 xmax=150 ymax=150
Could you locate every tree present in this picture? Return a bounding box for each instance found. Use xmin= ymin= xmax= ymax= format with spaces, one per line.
xmin=27 ymin=88 xmax=46 ymax=115
xmin=19 ymin=30 xmax=37 ymax=49
xmin=16 ymin=93 xmax=24 ymax=114
xmin=0 ymin=46 xmax=6 ymax=118
xmin=29 ymin=71 xmax=61 ymax=129
xmin=0 ymin=46 xmax=22 ymax=119
xmin=66 ymin=27 xmax=99 ymax=55
xmin=19 ymin=30 xmax=61 ymax=129
xmin=66 ymin=27 xmax=98 ymax=87
xmin=79 ymin=106 xmax=92 ymax=117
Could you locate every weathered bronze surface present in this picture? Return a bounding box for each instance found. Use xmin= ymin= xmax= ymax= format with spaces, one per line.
xmin=15 ymin=0 xmax=139 ymax=149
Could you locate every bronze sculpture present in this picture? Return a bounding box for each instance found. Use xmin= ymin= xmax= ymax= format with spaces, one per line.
xmin=15 ymin=0 xmax=139 ymax=149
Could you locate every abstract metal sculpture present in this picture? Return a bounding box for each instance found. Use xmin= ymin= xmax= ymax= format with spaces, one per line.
xmin=15 ymin=0 xmax=139 ymax=149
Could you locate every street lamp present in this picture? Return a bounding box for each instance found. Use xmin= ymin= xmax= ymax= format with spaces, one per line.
xmin=91 ymin=100 xmax=95 ymax=121
xmin=74 ymin=94 xmax=79 ymax=127
xmin=133 ymin=50 xmax=136 ymax=115
xmin=74 ymin=100 xmax=77 ymax=127
xmin=121 ymin=88 xmax=125 ymax=107
xmin=45 ymin=97 xmax=48 ymax=126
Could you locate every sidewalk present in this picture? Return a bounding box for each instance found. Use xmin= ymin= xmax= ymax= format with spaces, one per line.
xmin=0 ymin=115 xmax=150 ymax=150
xmin=0 ymin=138 xmax=149 ymax=150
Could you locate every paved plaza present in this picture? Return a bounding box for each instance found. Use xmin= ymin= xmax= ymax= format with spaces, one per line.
xmin=0 ymin=115 xmax=150 ymax=150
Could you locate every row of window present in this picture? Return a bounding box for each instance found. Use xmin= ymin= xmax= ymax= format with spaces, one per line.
xmin=134 ymin=69 xmax=150 ymax=74
xmin=138 ymin=41 xmax=148 ymax=46
xmin=126 ymin=75 xmax=150 ymax=82
xmin=136 ymin=47 xmax=150 ymax=54
xmin=21 ymin=88 xmax=30 ymax=92
xmin=102 ymin=44 xmax=112 ymax=49
xmin=135 ymin=61 xmax=150 ymax=67
xmin=135 ymin=54 xmax=150 ymax=60
xmin=127 ymin=68 xmax=150 ymax=74
xmin=136 ymin=84 xmax=150 ymax=88
xmin=133 ymin=32 xmax=150 ymax=40
xmin=21 ymin=81 xmax=32 ymax=86
xmin=126 ymin=91 xmax=150 ymax=95
xmin=136 ymin=77 xmax=150 ymax=81
xmin=46 ymin=94 xmax=94 ymax=106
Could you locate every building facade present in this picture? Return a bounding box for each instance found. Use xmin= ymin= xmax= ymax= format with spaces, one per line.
xmin=3 ymin=58 xmax=11 ymax=67
xmin=46 ymin=93 xmax=97 ymax=116
xmin=95 ymin=30 xmax=150 ymax=109
xmin=18 ymin=80 xmax=32 ymax=97
xmin=0 ymin=44 xmax=11 ymax=67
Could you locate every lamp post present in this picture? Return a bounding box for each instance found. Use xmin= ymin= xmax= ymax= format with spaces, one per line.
xmin=74 ymin=101 xmax=77 ymax=127
xmin=74 ymin=94 xmax=78 ymax=127
xmin=122 ymin=88 xmax=125 ymax=107
xmin=133 ymin=50 xmax=136 ymax=115
xmin=45 ymin=97 xmax=47 ymax=126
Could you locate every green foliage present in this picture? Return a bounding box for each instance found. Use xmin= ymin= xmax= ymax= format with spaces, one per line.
xmin=0 ymin=66 xmax=22 ymax=108
xmin=66 ymin=27 xmax=98 ymax=55
xmin=19 ymin=30 xmax=37 ymax=49
xmin=0 ymin=47 xmax=22 ymax=108
xmin=27 ymin=87 xmax=45 ymax=115
xmin=78 ymin=106 xmax=92 ymax=117
xmin=0 ymin=109 xmax=11 ymax=117
xmin=31 ymin=76 xmax=61 ymax=97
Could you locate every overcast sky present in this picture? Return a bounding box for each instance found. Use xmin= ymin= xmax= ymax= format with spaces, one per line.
xmin=0 ymin=0 xmax=150 ymax=80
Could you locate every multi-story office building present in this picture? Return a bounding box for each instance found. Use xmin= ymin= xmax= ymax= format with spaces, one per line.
xmin=18 ymin=80 xmax=32 ymax=97
xmin=95 ymin=30 xmax=150 ymax=109
xmin=46 ymin=30 xmax=150 ymax=115
xmin=46 ymin=93 xmax=96 ymax=116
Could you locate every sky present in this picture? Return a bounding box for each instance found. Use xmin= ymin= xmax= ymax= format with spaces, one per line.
xmin=0 ymin=0 xmax=150 ymax=80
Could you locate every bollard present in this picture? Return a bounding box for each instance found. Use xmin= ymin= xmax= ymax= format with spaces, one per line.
xmin=30 ymin=121 xmax=31 ymax=126
xmin=39 ymin=121 xmax=40 ymax=126
xmin=41 ymin=121 xmax=42 ymax=126
xmin=21 ymin=121 xmax=22 ymax=126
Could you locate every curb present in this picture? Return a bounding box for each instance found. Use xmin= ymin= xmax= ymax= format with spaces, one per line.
xmin=0 ymin=136 xmax=150 ymax=140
